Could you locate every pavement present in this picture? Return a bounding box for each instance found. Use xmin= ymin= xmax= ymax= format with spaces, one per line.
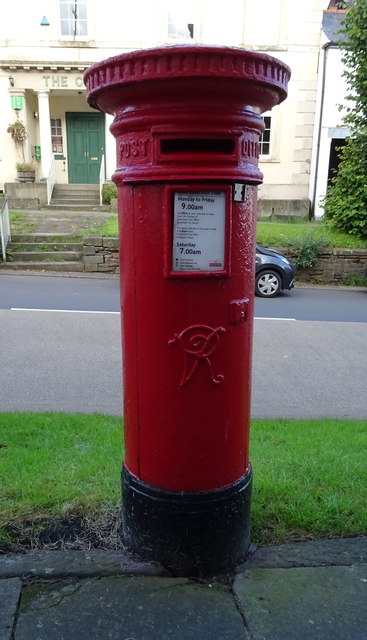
xmin=1 ymin=537 xmax=366 ymax=639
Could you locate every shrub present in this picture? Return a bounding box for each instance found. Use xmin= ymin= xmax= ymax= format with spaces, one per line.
xmin=102 ymin=183 xmax=117 ymax=204
xmin=287 ymin=232 xmax=329 ymax=269
xmin=322 ymin=139 xmax=367 ymax=240
xmin=16 ymin=162 xmax=35 ymax=171
xmin=343 ymin=274 xmax=367 ymax=287
xmin=321 ymin=0 xmax=367 ymax=240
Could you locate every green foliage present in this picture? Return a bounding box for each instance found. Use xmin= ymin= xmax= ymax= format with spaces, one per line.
xmin=286 ymin=231 xmax=329 ymax=268
xmin=15 ymin=162 xmax=35 ymax=171
xmin=102 ymin=182 xmax=117 ymax=204
xmin=7 ymin=120 xmax=27 ymax=142
xmin=85 ymin=215 xmax=118 ymax=237
xmin=0 ymin=412 xmax=123 ymax=526
xmin=343 ymin=274 xmax=367 ymax=286
xmin=251 ymin=418 xmax=367 ymax=544
xmin=322 ymin=0 xmax=367 ymax=240
xmin=1 ymin=413 xmax=366 ymax=546
xmin=5 ymin=247 xmax=14 ymax=262
xmin=96 ymin=216 xmax=119 ymax=237
xmin=323 ymin=139 xmax=367 ymax=239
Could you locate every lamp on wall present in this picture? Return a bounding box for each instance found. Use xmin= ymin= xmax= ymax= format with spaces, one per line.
xmin=40 ymin=16 xmax=50 ymax=26
xmin=8 ymin=76 xmax=14 ymax=87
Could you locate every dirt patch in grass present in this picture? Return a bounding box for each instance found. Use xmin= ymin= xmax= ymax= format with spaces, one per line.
xmin=1 ymin=507 xmax=123 ymax=554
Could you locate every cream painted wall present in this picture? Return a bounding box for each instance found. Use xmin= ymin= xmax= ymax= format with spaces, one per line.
xmin=1 ymin=0 xmax=327 ymax=199
xmin=1 ymin=71 xmax=98 ymax=186
xmin=258 ymin=0 xmax=326 ymax=202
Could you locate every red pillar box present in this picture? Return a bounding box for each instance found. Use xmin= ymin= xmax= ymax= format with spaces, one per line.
xmin=84 ymin=46 xmax=289 ymax=576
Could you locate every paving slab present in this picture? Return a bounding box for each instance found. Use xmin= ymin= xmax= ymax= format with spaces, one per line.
xmin=240 ymin=536 xmax=367 ymax=569
xmin=234 ymin=563 xmax=367 ymax=640
xmin=15 ymin=576 xmax=246 ymax=640
xmin=0 ymin=578 xmax=22 ymax=640
xmin=0 ymin=550 xmax=166 ymax=579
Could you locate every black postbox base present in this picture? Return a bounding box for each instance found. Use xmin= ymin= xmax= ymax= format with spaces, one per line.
xmin=121 ymin=465 xmax=252 ymax=577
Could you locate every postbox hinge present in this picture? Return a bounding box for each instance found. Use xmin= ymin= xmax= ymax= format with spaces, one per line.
xmin=233 ymin=184 xmax=246 ymax=202
xmin=229 ymin=298 xmax=249 ymax=325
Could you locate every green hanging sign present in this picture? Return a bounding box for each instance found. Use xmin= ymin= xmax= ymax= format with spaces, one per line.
xmin=11 ymin=96 xmax=24 ymax=110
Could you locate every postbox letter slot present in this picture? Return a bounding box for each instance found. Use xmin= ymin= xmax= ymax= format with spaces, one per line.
xmin=160 ymin=138 xmax=235 ymax=155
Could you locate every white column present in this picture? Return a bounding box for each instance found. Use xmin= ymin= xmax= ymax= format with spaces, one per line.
xmin=37 ymin=91 xmax=53 ymax=180
xmin=105 ymin=113 xmax=115 ymax=180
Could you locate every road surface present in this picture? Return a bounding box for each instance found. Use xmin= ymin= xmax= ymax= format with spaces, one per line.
xmin=0 ymin=303 xmax=366 ymax=418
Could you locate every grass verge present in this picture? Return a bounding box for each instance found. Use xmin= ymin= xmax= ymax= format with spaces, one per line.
xmin=1 ymin=413 xmax=366 ymax=548
xmin=84 ymin=216 xmax=367 ymax=250
xmin=0 ymin=413 xmax=123 ymax=543
xmin=256 ymin=221 xmax=367 ymax=249
xmin=91 ymin=215 xmax=119 ymax=237
xmin=9 ymin=211 xmax=36 ymax=234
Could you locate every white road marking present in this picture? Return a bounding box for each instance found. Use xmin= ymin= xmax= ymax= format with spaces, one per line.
xmin=11 ymin=308 xmax=120 ymax=314
xmin=255 ymin=316 xmax=297 ymax=321
xmin=10 ymin=309 xmax=297 ymax=321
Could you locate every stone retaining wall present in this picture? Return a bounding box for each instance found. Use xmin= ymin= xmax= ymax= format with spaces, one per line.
xmin=5 ymin=182 xmax=48 ymax=209
xmin=83 ymin=236 xmax=367 ymax=282
xmin=83 ymin=236 xmax=119 ymax=273
xmin=257 ymin=199 xmax=310 ymax=219
xmin=279 ymin=247 xmax=367 ymax=283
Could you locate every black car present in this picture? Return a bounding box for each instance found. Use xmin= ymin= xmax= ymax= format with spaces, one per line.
xmin=255 ymin=244 xmax=295 ymax=298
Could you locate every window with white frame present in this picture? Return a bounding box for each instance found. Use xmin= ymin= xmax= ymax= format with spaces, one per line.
xmin=167 ymin=0 xmax=195 ymax=42
xmin=51 ymin=118 xmax=63 ymax=154
xmin=244 ymin=0 xmax=281 ymax=46
xmin=259 ymin=116 xmax=272 ymax=157
xmin=60 ymin=0 xmax=88 ymax=38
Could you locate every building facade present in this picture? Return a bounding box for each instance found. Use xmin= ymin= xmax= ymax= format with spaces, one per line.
xmin=309 ymin=0 xmax=352 ymax=218
xmin=0 ymin=0 xmax=331 ymax=214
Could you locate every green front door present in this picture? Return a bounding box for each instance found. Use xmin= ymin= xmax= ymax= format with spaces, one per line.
xmin=66 ymin=112 xmax=104 ymax=184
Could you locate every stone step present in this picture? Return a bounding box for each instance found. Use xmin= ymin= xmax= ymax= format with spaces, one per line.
xmin=52 ymin=187 xmax=99 ymax=195
xmin=9 ymin=251 xmax=82 ymax=262
xmin=11 ymin=233 xmax=83 ymax=243
xmin=50 ymin=199 xmax=100 ymax=206
xmin=10 ymin=242 xmax=83 ymax=252
xmin=0 ymin=261 xmax=84 ymax=272
xmin=52 ymin=184 xmax=99 ymax=191
xmin=50 ymin=183 xmax=100 ymax=207
xmin=51 ymin=194 xmax=99 ymax=199
xmin=43 ymin=205 xmax=105 ymax=211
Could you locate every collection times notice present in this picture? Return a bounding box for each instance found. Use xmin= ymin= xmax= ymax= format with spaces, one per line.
xmin=172 ymin=192 xmax=226 ymax=272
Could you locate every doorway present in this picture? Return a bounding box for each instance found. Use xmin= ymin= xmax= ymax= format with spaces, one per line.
xmin=327 ymin=138 xmax=347 ymax=185
xmin=66 ymin=112 xmax=104 ymax=184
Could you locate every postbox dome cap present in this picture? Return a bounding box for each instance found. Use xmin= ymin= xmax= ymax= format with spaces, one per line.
xmin=84 ymin=45 xmax=290 ymax=115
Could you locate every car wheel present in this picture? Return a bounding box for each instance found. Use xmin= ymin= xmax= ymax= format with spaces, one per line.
xmin=255 ymin=270 xmax=282 ymax=298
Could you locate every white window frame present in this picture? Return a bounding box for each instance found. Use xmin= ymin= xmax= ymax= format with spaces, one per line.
xmin=50 ymin=118 xmax=64 ymax=155
xmin=60 ymin=0 xmax=88 ymax=40
xmin=259 ymin=115 xmax=272 ymax=159
xmin=167 ymin=0 xmax=195 ymax=43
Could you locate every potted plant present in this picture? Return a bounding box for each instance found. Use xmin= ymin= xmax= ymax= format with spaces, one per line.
xmin=16 ymin=162 xmax=36 ymax=183
xmin=7 ymin=119 xmax=29 ymax=172
xmin=7 ymin=120 xmax=27 ymax=143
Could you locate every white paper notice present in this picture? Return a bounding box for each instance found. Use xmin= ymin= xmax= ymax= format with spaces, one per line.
xmin=172 ymin=192 xmax=226 ymax=272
